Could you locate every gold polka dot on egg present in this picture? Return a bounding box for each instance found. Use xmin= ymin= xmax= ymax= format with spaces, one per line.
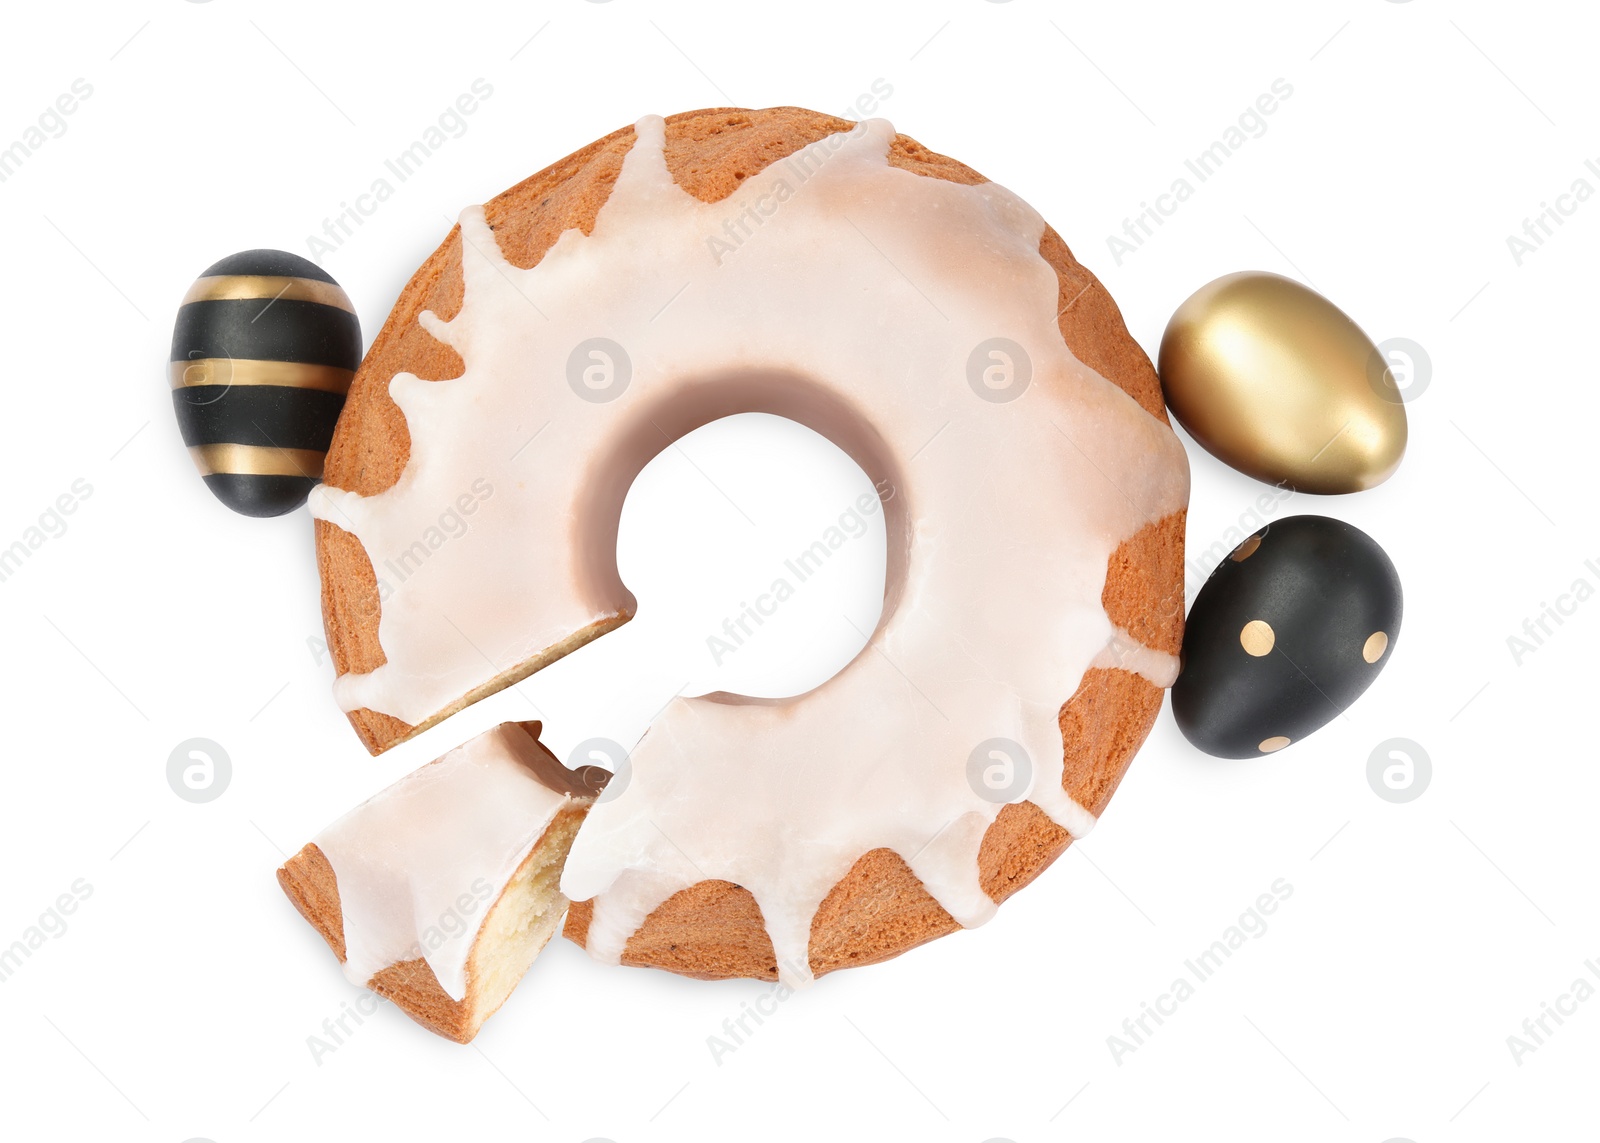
xmin=1239 ymin=619 xmax=1275 ymax=656
xmin=1230 ymin=535 xmax=1261 ymax=561
xmin=1159 ymin=271 xmax=1407 ymax=493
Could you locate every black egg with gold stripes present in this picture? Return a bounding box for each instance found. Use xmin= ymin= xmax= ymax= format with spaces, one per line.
xmin=169 ymin=249 xmax=361 ymax=517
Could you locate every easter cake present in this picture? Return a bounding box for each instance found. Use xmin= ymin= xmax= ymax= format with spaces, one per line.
xmin=295 ymin=106 xmax=1190 ymax=1004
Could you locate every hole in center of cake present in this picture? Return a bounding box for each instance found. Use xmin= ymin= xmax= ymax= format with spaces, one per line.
xmin=515 ymin=411 xmax=890 ymax=767
xmin=619 ymin=411 xmax=887 ymax=699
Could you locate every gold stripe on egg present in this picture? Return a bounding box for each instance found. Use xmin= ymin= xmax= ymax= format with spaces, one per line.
xmin=189 ymin=443 xmax=326 ymax=479
xmin=169 ymin=358 xmax=355 ymax=394
xmin=181 ymin=274 xmax=356 ymax=312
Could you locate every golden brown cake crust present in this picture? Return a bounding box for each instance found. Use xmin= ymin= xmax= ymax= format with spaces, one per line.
xmin=279 ymin=839 xmax=494 ymax=1043
xmin=317 ymin=106 xmax=1185 ymax=981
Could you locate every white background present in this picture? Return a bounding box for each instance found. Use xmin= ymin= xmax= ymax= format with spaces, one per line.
xmin=1 ymin=1 xmax=1596 ymax=1140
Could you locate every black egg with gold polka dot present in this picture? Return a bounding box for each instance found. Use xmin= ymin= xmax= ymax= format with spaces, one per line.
xmin=1172 ymin=515 xmax=1402 ymax=759
xmin=169 ymin=249 xmax=361 ymax=518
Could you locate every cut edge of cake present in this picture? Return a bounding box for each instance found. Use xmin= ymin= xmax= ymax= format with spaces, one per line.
xmin=276 ymin=722 xmax=598 ymax=1043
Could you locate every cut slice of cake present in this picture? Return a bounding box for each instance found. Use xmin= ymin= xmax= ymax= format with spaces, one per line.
xmin=277 ymin=721 xmax=607 ymax=1042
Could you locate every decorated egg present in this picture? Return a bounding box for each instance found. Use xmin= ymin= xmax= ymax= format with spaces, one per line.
xmin=1172 ymin=514 xmax=1401 ymax=758
xmin=1159 ymin=271 xmax=1406 ymax=494
xmin=169 ymin=250 xmax=361 ymax=517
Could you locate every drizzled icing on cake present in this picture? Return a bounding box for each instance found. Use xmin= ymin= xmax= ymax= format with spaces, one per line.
xmin=311 ymin=116 xmax=1188 ymax=987
xmin=313 ymin=724 xmax=592 ymax=1000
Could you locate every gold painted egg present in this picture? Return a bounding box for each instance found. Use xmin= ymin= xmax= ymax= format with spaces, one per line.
xmin=1158 ymin=271 xmax=1407 ymax=494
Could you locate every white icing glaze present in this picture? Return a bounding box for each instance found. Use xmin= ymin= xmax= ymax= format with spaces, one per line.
xmin=312 ymin=724 xmax=585 ymax=1000
xmin=312 ymin=116 xmax=1189 ymax=987
xmin=1094 ymin=624 xmax=1182 ymax=689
